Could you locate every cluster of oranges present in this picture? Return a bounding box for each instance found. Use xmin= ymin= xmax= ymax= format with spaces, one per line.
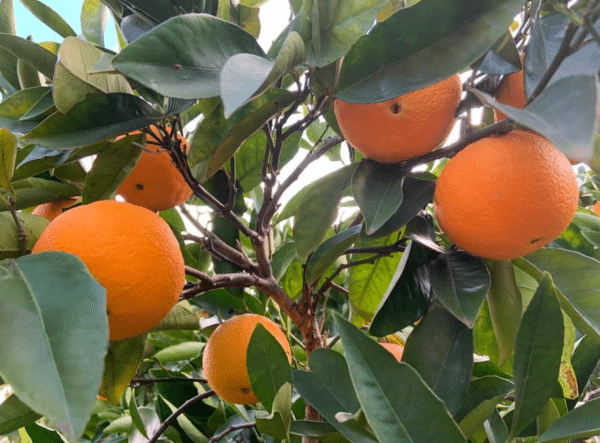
xmin=334 ymin=65 xmax=580 ymax=261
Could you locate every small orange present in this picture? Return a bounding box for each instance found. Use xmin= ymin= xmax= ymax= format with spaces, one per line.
xmin=116 ymin=125 xmax=193 ymax=212
xmin=493 ymin=57 xmax=527 ymax=122
xmin=380 ymin=342 xmax=404 ymax=362
xmin=333 ymin=74 xmax=462 ymax=163
xmin=593 ymin=201 xmax=600 ymax=216
xmin=31 ymin=200 xmax=185 ymax=340
xmin=202 ymin=313 xmax=292 ymax=405
xmin=31 ymin=198 xmax=77 ymax=221
xmin=433 ymin=130 xmax=579 ymax=260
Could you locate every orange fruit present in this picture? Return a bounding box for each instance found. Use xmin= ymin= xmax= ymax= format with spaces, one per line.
xmin=116 ymin=125 xmax=193 ymax=212
xmin=31 ymin=198 xmax=77 ymax=221
xmin=433 ymin=130 xmax=579 ymax=260
xmin=493 ymin=57 xmax=527 ymax=122
xmin=202 ymin=313 xmax=292 ymax=405
xmin=31 ymin=200 xmax=185 ymax=341
xmin=333 ymin=74 xmax=462 ymax=163
xmin=593 ymin=201 xmax=600 ymax=216
xmin=380 ymin=342 xmax=404 ymax=362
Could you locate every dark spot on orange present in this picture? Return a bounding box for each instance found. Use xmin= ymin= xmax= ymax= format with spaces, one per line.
xmin=530 ymin=237 xmax=543 ymax=244
xmin=135 ymin=184 xmax=144 ymax=190
xmin=391 ymin=102 xmax=401 ymax=114
xmin=241 ymin=388 xmax=250 ymax=393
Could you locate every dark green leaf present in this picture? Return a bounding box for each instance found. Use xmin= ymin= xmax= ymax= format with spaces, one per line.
xmin=336 ymin=0 xmax=524 ymax=102
xmin=0 ymin=177 xmax=80 ymax=211
xmin=80 ymin=0 xmax=108 ymax=46
xmin=247 ymin=323 xmax=292 ymax=412
xmin=429 ymin=251 xmax=490 ymax=328
xmin=484 ymin=409 xmax=509 ymax=443
xmin=475 ymin=31 xmax=521 ymax=75
xmin=305 ymin=225 xmax=361 ymax=285
xmin=455 ymin=376 xmax=514 ymax=425
xmin=293 ymin=164 xmax=357 ymax=257
xmin=510 ymin=273 xmax=564 ymax=438
xmin=19 ymin=0 xmax=77 ymax=38
xmin=352 ymin=160 xmax=405 ymax=235
xmin=290 ymin=420 xmax=346 ymax=443
xmin=0 ymin=252 xmax=107 ymax=441
xmin=0 ymin=211 xmax=48 ymax=259
xmin=82 ymin=133 xmax=144 ymax=204
xmin=24 ymin=423 xmax=63 ymax=442
xmin=569 ymin=335 xmax=600 ymax=407
xmin=129 ymin=394 xmax=147 ymax=438
xmin=538 ymin=397 xmax=600 ymax=442
xmin=0 ymin=33 xmax=56 ymax=79
xmin=402 ymin=304 xmax=474 ymax=416
xmin=0 ymin=86 xmax=50 ymax=132
xmin=0 ymin=394 xmax=41 ymax=435
xmin=112 ymin=13 xmax=265 ymax=99
xmin=334 ymin=313 xmax=468 ymax=443
xmin=369 ymin=240 xmax=435 ymax=337
xmin=117 ymin=0 xmax=199 ymax=23
xmin=255 ymin=383 xmax=292 ymax=440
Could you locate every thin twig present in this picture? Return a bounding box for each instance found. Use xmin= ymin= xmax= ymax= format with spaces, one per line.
xmin=8 ymin=195 xmax=27 ymax=255
xmin=130 ymin=377 xmax=207 ymax=386
xmin=207 ymin=422 xmax=257 ymax=443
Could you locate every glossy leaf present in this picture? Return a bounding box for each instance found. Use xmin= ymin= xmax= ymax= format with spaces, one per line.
xmin=112 ymin=13 xmax=265 ymax=99
xmin=0 ymin=252 xmax=107 ymax=441
xmin=255 ymin=383 xmax=292 ymax=440
xmin=336 ymin=0 xmax=524 ymax=103
xmin=0 ymin=127 xmax=16 ymax=188
xmin=247 ymin=323 xmax=292 ymax=412
xmin=352 ymin=160 xmax=405 ymax=235
xmin=221 ymin=31 xmax=305 ymax=117
xmin=539 ymin=397 xmax=600 ymax=442
xmin=0 ymin=177 xmax=80 ymax=211
xmin=293 ymin=164 xmax=356 ymax=257
xmin=305 ymin=225 xmax=361 ymax=285
xmin=80 ymin=0 xmax=108 ymax=46
xmin=0 ymin=394 xmax=41 ymax=435
xmin=402 ymin=305 xmax=474 ymax=416
xmin=98 ymin=334 xmax=146 ymax=405
xmin=82 ymin=133 xmax=144 ymax=204
xmin=369 ymin=241 xmax=435 ymax=337
xmin=0 ymin=211 xmax=48 ymax=259
xmin=0 ymin=33 xmax=56 ymax=79
xmin=23 ymin=93 xmax=163 ymax=149
xmin=472 ymin=75 xmax=599 ymax=163
xmin=510 ymin=273 xmax=564 ymax=438
xmin=429 ymin=251 xmax=490 ymax=328
xmin=153 ymin=342 xmax=203 ymax=364
xmin=334 ymin=313 xmax=468 ymax=443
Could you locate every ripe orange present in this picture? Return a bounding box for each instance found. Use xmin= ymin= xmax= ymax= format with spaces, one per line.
xmin=380 ymin=342 xmax=404 ymax=362
xmin=202 ymin=313 xmax=292 ymax=405
xmin=333 ymin=74 xmax=462 ymax=163
xmin=593 ymin=201 xmax=600 ymax=216
xmin=31 ymin=198 xmax=77 ymax=221
xmin=433 ymin=130 xmax=579 ymax=260
xmin=493 ymin=58 xmax=527 ymax=122
xmin=116 ymin=125 xmax=193 ymax=212
xmin=31 ymin=200 xmax=185 ymax=341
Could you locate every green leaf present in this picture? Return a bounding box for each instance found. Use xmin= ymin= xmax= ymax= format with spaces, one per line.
xmin=348 ymin=233 xmax=403 ymax=326
xmin=0 ymin=86 xmax=51 ymax=133
xmin=402 ymin=304 xmax=474 ymax=416
xmin=290 ymin=421 xmax=347 ymax=443
xmin=53 ymin=37 xmax=133 ymax=113
xmin=129 ymin=407 xmax=162 ymax=443
xmin=221 ymin=31 xmax=305 ymax=117
xmin=429 ymin=251 xmax=490 ymax=328
xmin=0 ymin=211 xmax=48 ymax=259
xmin=17 ymin=56 xmax=41 ymax=89
xmin=510 ymin=272 xmax=564 ymax=439
xmin=0 ymin=33 xmax=56 ymax=79
xmin=153 ymin=341 xmax=203 ymax=364
xmin=0 ymin=127 xmax=17 ymax=189
xmin=0 ymin=252 xmax=108 ymax=441
xmin=82 ymin=133 xmax=144 ymax=204
xmin=23 ymin=93 xmax=164 ymax=149
xmin=255 ymin=383 xmax=292 ymax=440
xmin=0 ymin=394 xmax=41 ymax=435
xmin=305 ymin=225 xmax=361 ymax=285
xmin=0 ymin=0 xmax=15 ymax=35
xmin=24 ymin=422 xmax=64 ymax=442
xmin=271 ymin=0 xmax=388 ymax=68
xmin=80 ymin=0 xmax=108 ymax=46
xmin=129 ymin=392 xmax=147 ymax=438
xmin=189 ymin=89 xmax=296 ymax=182
xmin=98 ymin=334 xmax=146 ymax=404
xmin=159 ymin=395 xmax=209 ymax=443
xmin=538 ymin=397 xmax=600 ymax=442
xmin=293 ymin=164 xmax=356 ymax=257
xmin=151 ymin=302 xmax=200 ymax=331
xmin=334 ymin=313 xmax=468 ymax=443
xmin=247 ymin=323 xmax=292 ymax=412
xmin=18 ymin=0 xmax=76 ymax=38
xmin=522 ymin=248 xmax=600 ymax=342
xmin=369 ymin=240 xmax=435 ymax=337
xmin=18 ymin=88 xmax=54 ymax=121
xmin=484 ymin=409 xmax=509 ymax=443
xmin=472 ymin=75 xmax=599 ymax=163
xmin=0 ymin=177 xmax=80 ymax=211
xmin=569 ymin=335 xmax=600 ymax=407
xmin=112 ymin=13 xmax=265 ymax=99
xmin=475 ymin=30 xmax=520 ymax=75
xmin=352 ymin=160 xmax=405 ymax=235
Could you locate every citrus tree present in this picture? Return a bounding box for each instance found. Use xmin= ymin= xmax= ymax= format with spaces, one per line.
xmin=2 ymin=0 xmax=600 ymax=442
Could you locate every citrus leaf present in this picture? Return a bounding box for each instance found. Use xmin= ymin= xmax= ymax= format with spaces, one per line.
xmin=484 ymin=409 xmax=509 ymax=443
xmin=569 ymin=335 xmax=600 ymax=407
xmin=0 ymin=177 xmax=80 ymax=211
xmin=475 ymin=31 xmax=521 ymax=75
xmin=305 ymin=225 xmax=361 ymax=285
xmin=255 ymin=383 xmax=292 ymax=440
xmin=290 ymin=421 xmax=346 ymax=442
xmin=352 ymin=160 xmax=405 ymax=235
xmin=150 ymin=302 xmax=200 ymax=331
xmin=0 ymin=127 xmax=17 ymax=188
xmin=112 ymin=13 xmax=265 ymax=99
xmin=336 ymin=0 xmax=524 ymax=103
xmin=98 ymin=334 xmax=146 ymax=404
xmin=129 ymin=392 xmax=147 ymax=438
xmin=18 ymin=88 xmax=54 ymax=121
xmin=538 ymin=397 xmax=600 ymax=442
xmin=429 ymin=251 xmax=490 ymax=328
xmin=0 ymin=252 xmax=108 ymax=441
xmin=18 ymin=0 xmax=76 ymax=38
xmin=0 ymin=86 xmax=50 ymax=132
xmin=334 ymin=313 xmax=468 ymax=443
xmin=0 ymin=394 xmax=41 ymax=435
xmin=82 ymin=133 xmax=144 ymax=204
xmin=402 ymin=304 xmax=474 ymax=416
xmin=129 ymin=407 xmax=162 ymax=443
xmin=17 ymin=55 xmax=40 ymax=89
xmin=24 ymin=423 xmax=64 ymax=443
xmin=0 ymin=33 xmax=56 ymax=79
xmin=510 ymin=272 xmax=564 ymax=439
xmin=221 ymin=31 xmax=305 ymax=117
xmin=0 ymin=211 xmax=48 ymax=259
xmin=159 ymin=395 xmax=209 ymax=443
xmin=80 ymin=0 xmax=108 ymax=46
xmin=293 ymin=164 xmax=357 ymax=257
xmin=247 ymin=323 xmax=292 ymax=412
xmin=153 ymin=342 xmax=203 ymax=364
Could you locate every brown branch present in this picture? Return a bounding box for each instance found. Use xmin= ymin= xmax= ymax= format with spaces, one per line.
xmin=207 ymin=422 xmax=257 ymax=443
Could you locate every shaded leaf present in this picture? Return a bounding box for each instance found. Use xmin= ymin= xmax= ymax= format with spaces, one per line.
xmin=539 ymin=397 xmax=600 ymax=442
xmin=0 ymin=394 xmax=41 ymax=435
xmin=0 ymin=127 xmax=17 ymax=188
xmin=484 ymin=409 xmax=509 ymax=443
xmin=0 ymin=177 xmax=80 ymax=211
xmin=255 ymin=383 xmax=292 ymax=440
